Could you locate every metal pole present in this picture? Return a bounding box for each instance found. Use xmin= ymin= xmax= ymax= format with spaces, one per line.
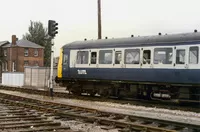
xmin=50 ymin=40 xmax=54 ymax=98
xmin=98 ymin=0 xmax=102 ymax=39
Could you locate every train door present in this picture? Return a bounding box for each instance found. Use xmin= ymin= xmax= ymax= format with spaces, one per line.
xmin=141 ymin=48 xmax=152 ymax=68
xmin=174 ymin=46 xmax=187 ymax=69
xmin=62 ymin=49 xmax=70 ymax=78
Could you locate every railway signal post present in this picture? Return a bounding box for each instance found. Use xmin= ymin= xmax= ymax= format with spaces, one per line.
xmin=48 ymin=20 xmax=58 ymax=98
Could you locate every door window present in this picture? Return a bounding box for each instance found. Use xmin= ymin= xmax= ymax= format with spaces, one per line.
xmin=143 ymin=50 xmax=151 ymax=64
xmin=115 ymin=51 xmax=122 ymax=64
xmin=176 ymin=49 xmax=185 ymax=64
xmin=91 ymin=52 xmax=97 ymax=64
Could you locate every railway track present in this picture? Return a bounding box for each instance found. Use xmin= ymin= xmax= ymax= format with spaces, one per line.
xmin=0 ymin=91 xmax=199 ymax=132
xmin=0 ymin=86 xmax=199 ymax=113
xmin=0 ymin=103 xmax=71 ymax=131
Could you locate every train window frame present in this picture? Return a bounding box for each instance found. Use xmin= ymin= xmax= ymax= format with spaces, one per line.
xmin=99 ymin=50 xmax=113 ymax=64
xmin=154 ymin=48 xmax=173 ymax=64
xmin=189 ymin=46 xmax=199 ymax=64
xmin=115 ymin=51 xmax=122 ymax=64
xmin=124 ymin=49 xmax=140 ymax=64
xmin=176 ymin=49 xmax=185 ymax=64
xmin=90 ymin=52 xmax=97 ymax=64
xmin=76 ymin=51 xmax=89 ymax=64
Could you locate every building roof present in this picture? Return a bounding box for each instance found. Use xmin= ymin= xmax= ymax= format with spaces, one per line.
xmin=2 ymin=39 xmax=44 ymax=48
xmin=63 ymin=32 xmax=200 ymax=49
xmin=0 ymin=41 xmax=9 ymax=46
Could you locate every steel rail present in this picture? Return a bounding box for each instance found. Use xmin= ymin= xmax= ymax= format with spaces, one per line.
xmin=0 ymin=92 xmax=198 ymax=132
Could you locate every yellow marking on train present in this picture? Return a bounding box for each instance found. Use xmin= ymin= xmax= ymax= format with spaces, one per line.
xmin=57 ymin=48 xmax=63 ymax=78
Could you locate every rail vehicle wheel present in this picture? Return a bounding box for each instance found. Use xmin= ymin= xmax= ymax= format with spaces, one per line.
xmin=89 ymin=91 xmax=96 ymax=97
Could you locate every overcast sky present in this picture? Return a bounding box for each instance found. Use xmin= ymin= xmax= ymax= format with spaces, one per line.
xmin=1 ymin=0 xmax=200 ymax=56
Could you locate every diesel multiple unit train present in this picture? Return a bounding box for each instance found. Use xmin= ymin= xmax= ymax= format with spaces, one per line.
xmin=55 ymin=31 xmax=200 ymax=102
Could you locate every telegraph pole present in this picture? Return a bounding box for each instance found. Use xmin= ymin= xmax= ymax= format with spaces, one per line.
xmin=98 ymin=0 xmax=102 ymax=39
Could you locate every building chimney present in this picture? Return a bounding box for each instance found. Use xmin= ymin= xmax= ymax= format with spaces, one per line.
xmin=12 ymin=35 xmax=17 ymax=45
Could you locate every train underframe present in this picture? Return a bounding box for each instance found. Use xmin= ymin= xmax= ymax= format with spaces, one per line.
xmin=57 ymin=78 xmax=200 ymax=103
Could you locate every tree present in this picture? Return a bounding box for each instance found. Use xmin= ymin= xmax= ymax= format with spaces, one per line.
xmin=23 ymin=20 xmax=52 ymax=66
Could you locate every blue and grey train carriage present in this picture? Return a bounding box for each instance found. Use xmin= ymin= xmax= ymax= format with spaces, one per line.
xmin=56 ymin=31 xmax=200 ymax=102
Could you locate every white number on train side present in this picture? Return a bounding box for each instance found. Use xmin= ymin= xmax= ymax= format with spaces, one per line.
xmin=77 ymin=70 xmax=87 ymax=74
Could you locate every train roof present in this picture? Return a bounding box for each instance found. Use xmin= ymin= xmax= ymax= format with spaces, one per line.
xmin=63 ymin=32 xmax=200 ymax=49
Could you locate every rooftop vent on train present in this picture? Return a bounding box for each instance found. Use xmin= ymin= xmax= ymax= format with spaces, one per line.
xmin=194 ymin=29 xmax=198 ymax=33
xmin=131 ymin=35 xmax=134 ymax=37
xmin=158 ymin=33 xmax=162 ymax=35
xmin=105 ymin=37 xmax=108 ymax=39
xmin=84 ymin=38 xmax=87 ymax=41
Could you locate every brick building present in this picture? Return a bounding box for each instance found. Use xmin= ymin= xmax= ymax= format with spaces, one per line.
xmin=1 ymin=35 xmax=44 ymax=73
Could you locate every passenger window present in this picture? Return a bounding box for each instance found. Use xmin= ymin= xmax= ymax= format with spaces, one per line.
xmin=115 ymin=51 xmax=122 ymax=64
xmin=76 ymin=51 xmax=89 ymax=64
xmin=91 ymin=52 xmax=97 ymax=64
xmin=189 ymin=47 xmax=199 ymax=64
xmin=154 ymin=48 xmax=173 ymax=64
xmin=124 ymin=49 xmax=140 ymax=64
xmin=143 ymin=50 xmax=151 ymax=64
xmin=176 ymin=49 xmax=185 ymax=64
xmin=99 ymin=50 xmax=113 ymax=64
xmin=63 ymin=54 xmax=68 ymax=65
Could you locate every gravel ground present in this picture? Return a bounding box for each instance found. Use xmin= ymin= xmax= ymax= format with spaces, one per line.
xmin=0 ymin=89 xmax=199 ymax=128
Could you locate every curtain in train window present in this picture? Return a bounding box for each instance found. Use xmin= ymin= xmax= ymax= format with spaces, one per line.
xmin=189 ymin=46 xmax=199 ymax=64
xmin=76 ymin=51 xmax=89 ymax=64
xmin=154 ymin=48 xmax=173 ymax=64
xmin=124 ymin=49 xmax=140 ymax=64
xmin=99 ymin=50 xmax=113 ymax=64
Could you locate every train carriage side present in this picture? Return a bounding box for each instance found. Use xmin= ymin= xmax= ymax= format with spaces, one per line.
xmin=57 ymin=32 xmax=200 ymax=102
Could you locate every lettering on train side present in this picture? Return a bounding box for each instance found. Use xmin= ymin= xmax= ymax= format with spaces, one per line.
xmin=77 ymin=70 xmax=87 ymax=74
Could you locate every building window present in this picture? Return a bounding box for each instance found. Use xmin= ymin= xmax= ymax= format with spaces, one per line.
xmin=99 ymin=50 xmax=113 ymax=64
xmin=2 ymin=63 xmax=4 ymax=71
xmin=24 ymin=61 xmax=29 ymax=66
xmin=35 ymin=61 xmax=38 ymax=66
xmin=4 ymin=49 xmax=7 ymax=56
xmin=176 ymin=49 xmax=185 ymax=64
xmin=189 ymin=46 xmax=199 ymax=64
xmin=34 ymin=49 xmax=38 ymax=56
xmin=76 ymin=51 xmax=89 ymax=64
xmin=154 ymin=48 xmax=173 ymax=64
xmin=12 ymin=61 xmax=16 ymax=72
xmin=24 ymin=48 xmax=29 ymax=56
xmin=124 ymin=49 xmax=140 ymax=64
xmin=5 ymin=62 xmax=8 ymax=71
